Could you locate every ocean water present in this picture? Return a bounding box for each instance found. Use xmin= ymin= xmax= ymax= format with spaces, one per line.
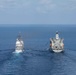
xmin=0 ymin=25 xmax=76 ymax=75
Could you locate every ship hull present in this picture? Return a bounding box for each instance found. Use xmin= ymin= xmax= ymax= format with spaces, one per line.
xmin=52 ymin=49 xmax=63 ymax=53
xmin=49 ymin=48 xmax=64 ymax=53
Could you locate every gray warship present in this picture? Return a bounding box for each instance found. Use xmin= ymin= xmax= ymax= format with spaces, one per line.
xmin=15 ymin=33 xmax=24 ymax=53
xmin=50 ymin=31 xmax=64 ymax=53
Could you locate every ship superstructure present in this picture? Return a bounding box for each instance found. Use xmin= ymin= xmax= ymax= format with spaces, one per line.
xmin=50 ymin=32 xmax=64 ymax=53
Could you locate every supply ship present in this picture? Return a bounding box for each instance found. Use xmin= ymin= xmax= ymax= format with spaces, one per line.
xmin=15 ymin=33 xmax=24 ymax=53
xmin=50 ymin=31 xmax=64 ymax=53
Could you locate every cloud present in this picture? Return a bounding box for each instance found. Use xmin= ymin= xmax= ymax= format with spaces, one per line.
xmin=0 ymin=0 xmax=31 ymax=10
xmin=0 ymin=0 xmax=56 ymax=13
xmin=0 ymin=0 xmax=76 ymax=13
xmin=59 ymin=0 xmax=76 ymax=11
xmin=35 ymin=0 xmax=76 ymax=13
xmin=36 ymin=0 xmax=56 ymax=13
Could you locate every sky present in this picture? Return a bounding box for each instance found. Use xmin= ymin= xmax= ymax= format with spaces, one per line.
xmin=0 ymin=0 xmax=76 ymax=25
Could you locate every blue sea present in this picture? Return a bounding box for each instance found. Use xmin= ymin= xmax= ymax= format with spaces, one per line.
xmin=0 ymin=25 xmax=76 ymax=75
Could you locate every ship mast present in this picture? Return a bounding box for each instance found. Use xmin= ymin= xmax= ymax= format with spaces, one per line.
xmin=17 ymin=32 xmax=22 ymax=41
xmin=56 ymin=31 xmax=59 ymax=40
